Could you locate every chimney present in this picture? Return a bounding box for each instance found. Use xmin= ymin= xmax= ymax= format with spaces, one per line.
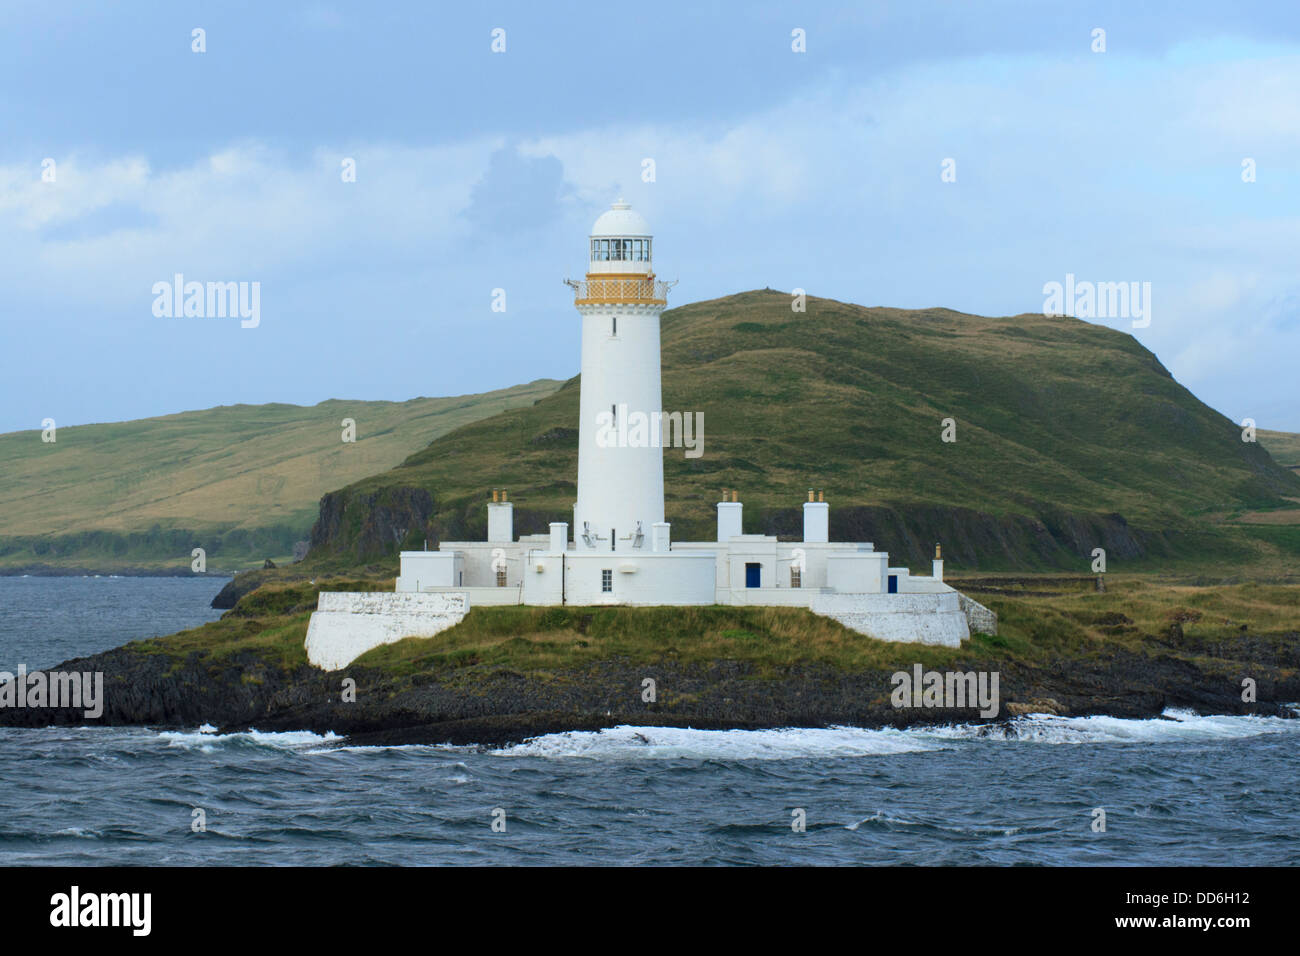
xmin=488 ymin=491 xmax=514 ymax=543
xmin=802 ymin=490 xmax=828 ymax=543
xmin=932 ymin=543 xmax=943 ymax=582
xmin=717 ymin=492 xmax=743 ymax=542
xmin=652 ymin=522 xmax=671 ymax=553
xmin=549 ymin=522 xmax=568 ymax=553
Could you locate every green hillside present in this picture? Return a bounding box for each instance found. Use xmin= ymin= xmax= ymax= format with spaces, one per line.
xmin=1260 ymin=429 xmax=1300 ymax=472
xmin=303 ymin=291 xmax=1300 ymax=575
xmin=0 ymin=380 xmax=561 ymax=572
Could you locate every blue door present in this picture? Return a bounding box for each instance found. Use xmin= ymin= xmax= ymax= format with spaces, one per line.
xmin=745 ymin=563 xmax=761 ymax=588
xmin=887 ymin=574 xmax=898 ymax=594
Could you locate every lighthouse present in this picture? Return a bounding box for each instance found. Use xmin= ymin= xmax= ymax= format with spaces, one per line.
xmin=353 ymin=199 xmax=978 ymax=664
xmin=566 ymin=200 xmax=674 ymax=553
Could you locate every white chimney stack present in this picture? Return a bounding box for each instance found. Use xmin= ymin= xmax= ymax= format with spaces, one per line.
xmin=549 ymin=522 xmax=568 ymax=553
xmin=802 ymin=490 xmax=828 ymax=543
xmin=717 ymin=490 xmax=742 ymax=542
xmin=488 ymin=490 xmax=514 ymax=543
xmin=932 ymin=544 xmax=944 ymax=582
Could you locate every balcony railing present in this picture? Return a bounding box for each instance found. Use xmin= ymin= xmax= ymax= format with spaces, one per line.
xmin=565 ymin=277 xmax=675 ymax=306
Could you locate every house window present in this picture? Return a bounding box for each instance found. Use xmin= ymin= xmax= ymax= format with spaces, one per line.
xmin=496 ymin=568 xmax=507 ymax=587
xmin=601 ymin=569 xmax=613 ymax=592
xmin=791 ymin=566 xmax=801 ymax=588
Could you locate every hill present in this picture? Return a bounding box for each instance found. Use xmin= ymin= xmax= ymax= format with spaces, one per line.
xmin=301 ymin=291 xmax=1300 ymax=575
xmin=0 ymin=381 xmax=561 ymax=573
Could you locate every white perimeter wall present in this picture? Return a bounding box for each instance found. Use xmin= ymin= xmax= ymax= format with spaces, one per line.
xmin=305 ymin=591 xmax=468 ymax=670
xmin=810 ymin=591 xmax=969 ymax=647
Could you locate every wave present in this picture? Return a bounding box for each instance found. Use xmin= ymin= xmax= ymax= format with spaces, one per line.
xmin=492 ymin=725 xmax=938 ymax=760
xmin=925 ymin=708 xmax=1300 ymax=745
xmin=157 ymin=728 xmax=342 ymax=753
xmin=490 ymin=710 xmax=1299 ymax=760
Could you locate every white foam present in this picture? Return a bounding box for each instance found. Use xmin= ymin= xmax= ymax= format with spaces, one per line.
xmin=158 ymin=728 xmax=341 ymax=753
xmin=492 ymin=725 xmax=940 ymax=760
xmin=489 ymin=710 xmax=1300 ymax=760
xmin=922 ymin=708 xmax=1300 ymax=745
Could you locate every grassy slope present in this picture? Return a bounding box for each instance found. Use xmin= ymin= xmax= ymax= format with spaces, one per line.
xmin=306 ymin=291 xmax=1300 ymax=573
xmin=1260 ymin=429 xmax=1300 ymax=471
xmin=0 ymin=381 xmax=560 ymax=571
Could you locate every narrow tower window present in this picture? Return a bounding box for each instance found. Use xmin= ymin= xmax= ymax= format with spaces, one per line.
xmin=601 ymin=569 xmax=613 ymax=592
xmin=612 ymin=317 xmax=617 ymax=336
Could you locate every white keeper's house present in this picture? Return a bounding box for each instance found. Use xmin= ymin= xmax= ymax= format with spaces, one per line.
xmin=305 ymin=201 xmax=994 ymax=670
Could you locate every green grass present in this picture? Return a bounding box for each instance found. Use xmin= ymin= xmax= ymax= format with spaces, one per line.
xmin=0 ymin=381 xmax=560 ymax=572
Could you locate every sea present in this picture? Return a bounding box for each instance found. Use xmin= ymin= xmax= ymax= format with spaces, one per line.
xmin=0 ymin=576 xmax=1297 ymax=866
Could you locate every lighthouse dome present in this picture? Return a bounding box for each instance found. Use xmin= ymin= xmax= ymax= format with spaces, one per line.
xmin=591 ymin=199 xmax=650 ymax=238
xmin=587 ymin=199 xmax=654 ymax=273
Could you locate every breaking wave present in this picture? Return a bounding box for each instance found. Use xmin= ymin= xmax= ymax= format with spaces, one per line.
xmin=157 ymin=728 xmax=342 ymax=753
xmin=493 ymin=710 xmax=1299 ymax=760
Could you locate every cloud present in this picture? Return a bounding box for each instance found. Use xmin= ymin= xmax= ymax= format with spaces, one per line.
xmin=2 ymin=35 xmax=1299 ymax=427
xmin=462 ymin=145 xmax=574 ymax=236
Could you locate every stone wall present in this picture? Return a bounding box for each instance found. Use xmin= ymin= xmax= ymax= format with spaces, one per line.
xmin=957 ymin=593 xmax=998 ymax=635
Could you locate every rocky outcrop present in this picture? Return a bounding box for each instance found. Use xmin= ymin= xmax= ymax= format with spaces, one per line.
xmin=4 ymin=632 xmax=1296 ymax=747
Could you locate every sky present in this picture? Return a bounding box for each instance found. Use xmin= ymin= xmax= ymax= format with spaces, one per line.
xmin=1 ymin=0 xmax=1298 ymax=434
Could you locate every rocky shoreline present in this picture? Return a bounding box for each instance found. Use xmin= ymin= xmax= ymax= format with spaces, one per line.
xmin=3 ymin=635 xmax=1296 ymax=747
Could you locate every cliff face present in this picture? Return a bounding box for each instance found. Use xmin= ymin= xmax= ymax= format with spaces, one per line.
xmin=309 ymin=486 xmax=436 ymax=564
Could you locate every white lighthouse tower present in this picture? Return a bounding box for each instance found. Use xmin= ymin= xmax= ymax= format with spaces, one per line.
xmin=567 ymin=200 xmax=674 ymax=553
